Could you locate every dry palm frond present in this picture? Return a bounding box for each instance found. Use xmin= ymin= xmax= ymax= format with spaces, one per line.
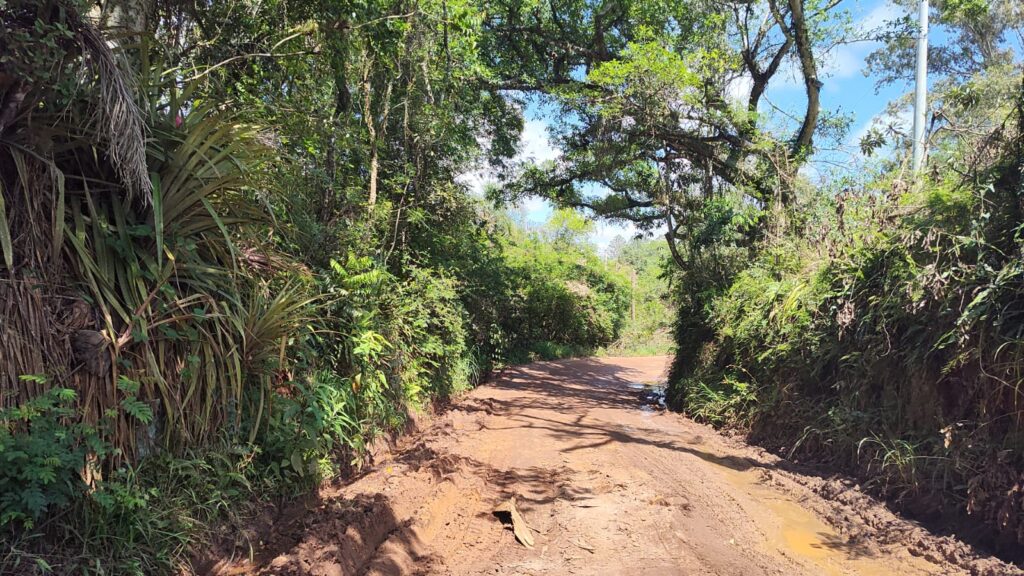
xmin=65 ymin=2 xmax=151 ymax=203
xmin=0 ymin=2 xmax=319 ymax=466
xmin=0 ymin=36 xmax=290 ymax=460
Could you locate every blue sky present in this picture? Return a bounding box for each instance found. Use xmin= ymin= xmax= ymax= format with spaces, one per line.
xmin=464 ymin=0 xmax=920 ymax=251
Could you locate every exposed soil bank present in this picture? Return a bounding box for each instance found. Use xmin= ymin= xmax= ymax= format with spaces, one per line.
xmin=206 ymin=357 xmax=1022 ymax=575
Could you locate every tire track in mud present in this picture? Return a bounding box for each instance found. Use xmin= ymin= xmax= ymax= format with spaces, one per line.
xmin=207 ymin=357 xmax=1023 ymax=576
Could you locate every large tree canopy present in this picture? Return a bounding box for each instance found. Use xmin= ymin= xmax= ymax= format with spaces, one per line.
xmin=478 ymin=0 xmax=848 ymax=262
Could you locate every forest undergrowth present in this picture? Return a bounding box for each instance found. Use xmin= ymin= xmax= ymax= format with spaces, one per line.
xmin=0 ymin=1 xmax=648 ymax=573
xmin=667 ymin=70 xmax=1024 ymax=558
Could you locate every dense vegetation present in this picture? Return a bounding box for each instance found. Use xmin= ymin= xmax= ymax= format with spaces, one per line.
xmin=0 ymin=1 xmax=638 ymax=572
xmin=477 ymin=0 xmax=1024 ymax=560
xmin=659 ymin=21 xmax=1024 ymax=558
xmin=604 ymin=237 xmax=675 ymax=356
xmin=1 ymin=0 xmax=1022 ymax=572
xmin=666 ymin=112 xmax=1024 ymax=556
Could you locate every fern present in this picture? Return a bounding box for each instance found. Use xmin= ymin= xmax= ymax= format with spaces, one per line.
xmin=0 ymin=388 xmax=96 ymax=529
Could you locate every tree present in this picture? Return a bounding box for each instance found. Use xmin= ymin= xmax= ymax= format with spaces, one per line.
xmin=866 ymin=0 xmax=1023 ymax=88
xmin=481 ymin=0 xmax=847 ymax=266
xmin=156 ymin=0 xmax=522 ymax=262
xmin=859 ymin=0 xmax=1021 ymax=162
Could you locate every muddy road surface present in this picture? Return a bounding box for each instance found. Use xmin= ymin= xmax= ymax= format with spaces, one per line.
xmin=209 ymin=357 xmax=1021 ymax=576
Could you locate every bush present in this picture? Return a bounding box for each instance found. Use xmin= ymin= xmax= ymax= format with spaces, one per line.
xmin=0 ymin=385 xmax=96 ymax=529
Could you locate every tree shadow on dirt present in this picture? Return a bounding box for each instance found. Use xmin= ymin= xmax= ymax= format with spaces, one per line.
xmin=398 ymin=441 xmax=593 ymax=508
xmin=463 ymin=358 xmax=765 ymax=474
xmin=197 ymin=490 xmax=438 ymax=576
xmin=486 ymin=358 xmax=662 ymax=412
xmin=481 ymin=409 xmax=763 ymax=473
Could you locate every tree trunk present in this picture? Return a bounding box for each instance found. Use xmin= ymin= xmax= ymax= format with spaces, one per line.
xmin=363 ymin=63 xmax=378 ymax=210
xmin=664 ymin=211 xmax=687 ymax=269
xmin=786 ymin=0 xmax=821 ymax=158
xmin=96 ymin=0 xmax=155 ymax=36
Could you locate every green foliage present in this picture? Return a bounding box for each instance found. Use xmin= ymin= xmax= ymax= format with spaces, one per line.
xmin=0 ymin=375 xmax=160 ymax=534
xmin=667 ymin=99 xmax=1024 ymax=549
xmin=261 ymin=372 xmax=364 ymax=482
xmin=0 ymin=0 xmax=531 ymax=569
xmin=523 ymin=341 xmax=595 ymax=361
xmin=681 ymin=375 xmax=759 ymax=427
xmin=499 ymin=211 xmax=631 ymax=359
xmin=602 ymin=237 xmax=676 ymax=356
xmin=866 ymin=0 xmax=1022 ymax=87
xmin=0 ymin=386 xmax=94 ymax=529
xmin=487 ymin=0 xmax=851 ymax=244
xmin=25 ymin=445 xmax=272 ymax=575
xmin=0 ymin=0 xmax=860 ymax=571
xmin=392 ymin=267 xmax=475 ymax=401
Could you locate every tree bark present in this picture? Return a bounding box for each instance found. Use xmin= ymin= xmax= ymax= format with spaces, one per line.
xmin=785 ymin=0 xmax=821 ymax=157
xmin=664 ymin=211 xmax=687 ymax=269
xmin=363 ymin=62 xmax=379 ymax=209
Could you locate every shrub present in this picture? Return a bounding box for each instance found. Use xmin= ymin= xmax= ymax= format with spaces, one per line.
xmin=0 ymin=385 xmax=96 ymax=529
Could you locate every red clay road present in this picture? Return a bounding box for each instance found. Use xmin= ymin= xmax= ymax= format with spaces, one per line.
xmin=207 ymin=356 xmax=1020 ymax=576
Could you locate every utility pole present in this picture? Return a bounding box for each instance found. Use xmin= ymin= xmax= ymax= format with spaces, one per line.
xmin=911 ymin=0 xmax=929 ymax=173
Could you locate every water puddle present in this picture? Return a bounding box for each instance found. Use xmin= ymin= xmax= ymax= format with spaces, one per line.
xmin=704 ymin=454 xmax=939 ymax=576
xmin=629 ymin=382 xmax=666 ymax=412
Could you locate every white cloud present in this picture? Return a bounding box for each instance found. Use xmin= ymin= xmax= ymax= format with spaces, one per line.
xmin=513 ymin=120 xmax=561 ymax=223
xmin=860 ymin=1 xmax=902 ymax=31
xmin=850 ymin=116 xmax=876 ymax=146
xmin=760 ymin=1 xmax=906 ymax=96
xmin=519 ymin=119 xmax=561 ymax=163
xmin=455 ymin=165 xmax=490 ymax=196
xmin=726 ymin=74 xmax=754 ymax=104
xmin=457 ymin=112 xmax=651 ymax=250
xmin=821 ymin=2 xmax=904 ymax=80
xmin=798 ymin=162 xmax=821 ymax=181
xmin=457 ymin=119 xmax=562 ymax=198
xmin=592 ymin=220 xmax=640 ymax=252
xmin=522 ymin=196 xmax=554 ymax=224
xmin=846 ymin=104 xmax=913 ymax=161
xmin=823 ymin=44 xmax=869 ymax=80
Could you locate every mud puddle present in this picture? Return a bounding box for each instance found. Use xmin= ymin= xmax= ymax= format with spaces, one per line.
xmin=707 ymin=455 xmax=942 ymax=576
xmin=629 ymin=381 xmax=666 ymax=410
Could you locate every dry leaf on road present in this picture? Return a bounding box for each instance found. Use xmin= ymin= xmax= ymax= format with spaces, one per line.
xmin=493 ymin=497 xmax=535 ymax=548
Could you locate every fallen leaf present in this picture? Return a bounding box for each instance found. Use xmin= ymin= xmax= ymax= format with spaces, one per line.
xmin=493 ymin=497 xmax=535 ymax=548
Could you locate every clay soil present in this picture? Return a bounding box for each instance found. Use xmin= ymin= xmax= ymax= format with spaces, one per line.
xmin=205 ymin=357 xmax=1022 ymax=576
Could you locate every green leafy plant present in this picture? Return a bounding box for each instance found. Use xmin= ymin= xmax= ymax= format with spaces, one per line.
xmin=0 ymin=383 xmax=96 ymax=529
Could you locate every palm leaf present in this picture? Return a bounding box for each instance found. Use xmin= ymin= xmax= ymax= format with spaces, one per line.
xmin=0 ymin=179 xmax=13 ymax=270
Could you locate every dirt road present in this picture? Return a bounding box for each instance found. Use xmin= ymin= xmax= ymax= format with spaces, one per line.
xmin=210 ymin=357 xmax=1021 ymax=576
